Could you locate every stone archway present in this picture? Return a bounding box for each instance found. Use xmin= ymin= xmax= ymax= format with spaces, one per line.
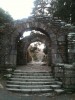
xmin=1 ymin=16 xmax=75 ymax=66
xmin=17 ymin=33 xmax=52 ymax=66
xmin=10 ymin=17 xmax=71 ymax=65
xmin=13 ymin=18 xmax=61 ymax=65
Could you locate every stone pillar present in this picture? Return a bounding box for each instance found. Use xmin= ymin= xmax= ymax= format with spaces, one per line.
xmin=23 ymin=51 xmax=27 ymax=65
xmin=63 ymin=64 xmax=75 ymax=92
xmin=23 ymin=43 xmax=28 ymax=65
xmin=8 ymin=35 xmax=17 ymax=65
xmin=54 ymin=63 xmax=75 ymax=92
xmin=47 ymin=47 xmax=52 ymax=66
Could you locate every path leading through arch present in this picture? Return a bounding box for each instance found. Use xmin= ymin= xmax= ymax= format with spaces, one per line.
xmin=16 ymin=61 xmax=51 ymax=72
xmin=6 ymin=61 xmax=65 ymax=96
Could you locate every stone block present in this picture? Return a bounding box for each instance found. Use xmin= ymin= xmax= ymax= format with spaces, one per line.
xmin=71 ymin=78 xmax=75 ymax=84
xmin=55 ymin=73 xmax=63 ymax=78
xmin=64 ymin=78 xmax=71 ymax=85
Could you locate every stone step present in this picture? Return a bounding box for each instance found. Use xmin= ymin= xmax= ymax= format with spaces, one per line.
xmin=9 ymin=78 xmax=55 ymax=82
xmin=6 ymin=70 xmax=64 ymax=95
xmin=55 ymin=81 xmax=62 ymax=85
xmin=14 ymin=70 xmax=51 ymax=73
xmin=11 ymin=75 xmax=53 ymax=79
xmin=6 ymin=88 xmax=53 ymax=93
xmin=50 ymin=85 xmax=61 ymax=89
xmin=13 ymin=72 xmax=52 ymax=76
xmin=6 ymin=68 xmax=13 ymax=71
xmin=7 ymin=81 xmax=56 ymax=85
xmin=54 ymin=89 xmax=64 ymax=94
xmin=6 ymin=84 xmax=53 ymax=89
xmin=4 ymin=74 xmax=12 ymax=78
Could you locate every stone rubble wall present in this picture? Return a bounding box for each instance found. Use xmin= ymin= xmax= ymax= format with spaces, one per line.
xmin=54 ymin=63 xmax=75 ymax=92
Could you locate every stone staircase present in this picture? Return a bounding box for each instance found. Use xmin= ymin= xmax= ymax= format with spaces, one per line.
xmin=6 ymin=70 xmax=64 ymax=96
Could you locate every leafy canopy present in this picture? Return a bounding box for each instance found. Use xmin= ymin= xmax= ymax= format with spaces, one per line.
xmin=0 ymin=8 xmax=13 ymax=25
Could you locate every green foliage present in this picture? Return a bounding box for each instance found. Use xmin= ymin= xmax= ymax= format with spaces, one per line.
xmin=30 ymin=46 xmax=37 ymax=53
xmin=0 ymin=8 xmax=14 ymax=65
xmin=33 ymin=0 xmax=75 ymax=24
xmin=0 ymin=8 xmax=13 ymax=33
xmin=29 ymin=45 xmax=38 ymax=61
xmin=0 ymin=8 xmax=13 ymax=24
xmin=32 ymin=0 xmax=50 ymax=16
xmin=50 ymin=0 xmax=75 ymax=24
xmin=34 ymin=0 xmax=41 ymax=6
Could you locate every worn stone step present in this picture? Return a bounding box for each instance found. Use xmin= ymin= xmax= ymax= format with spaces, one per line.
xmin=50 ymin=85 xmax=61 ymax=89
xmin=11 ymin=75 xmax=53 ymax=79
xmin=54 ymin=89 xmax=64 ymax=94
xmin=4 ymin=74 xmax=12 ymax=78
xmin=6 ymin=68 xmax=64 ymax=95
xmin=7 ymin=81 xmax=55 ymax=85
xmin=13 ymin=72 xmax=52 ymax=76
xmin=6 ymin=84 xmax=52 ymax=89
xmin=6 ymin=68 xmax=13 ymax=71
xmin=55 ymin=81 xmax=62 ymax=85
xmin=9 ymin=78 xmax=55 ymax=82
xmin=14 ymin=70 xmax=51 ymax=73
xmin=7 ymin=88 xmax=53 ymax=93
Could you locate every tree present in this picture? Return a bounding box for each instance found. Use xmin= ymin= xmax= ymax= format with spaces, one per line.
xmin=29 ymin=45 xmax=38 ymax=61
xmin=0 ymin=8 xmax=13 ymax=23
xmin=0 ymin=8 xmax=13 ymax=33
xmin=0 ymin=8 xmax=13 ymax=65
xmin=32 ymin=0 xmax=51 ymax=17
xmin=71 ymin=0 xmax=75 ymax=25
xmin=50 ymin=0 xmax=75 ymax=25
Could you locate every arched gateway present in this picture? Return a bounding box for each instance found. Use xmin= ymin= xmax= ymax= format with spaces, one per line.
xmin=6 ymin=17 xmax=73 ymax=66
xmin=2 ymin=17 xmax=75 ymax=94
xmin=17 ymin=33 xmax=52 ymax=65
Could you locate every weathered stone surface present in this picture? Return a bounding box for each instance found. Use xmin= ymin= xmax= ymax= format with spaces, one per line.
xmin=54 ymin=64 xmax=75 ymax=91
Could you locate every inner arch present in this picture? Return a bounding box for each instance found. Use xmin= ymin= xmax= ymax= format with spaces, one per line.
xmin=16 ymin=29 xmax=52 ymax=66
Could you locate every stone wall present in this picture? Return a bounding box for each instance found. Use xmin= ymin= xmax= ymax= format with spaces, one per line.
xmin=7 ymin=17 xmax=75 ymax=66
xmin=54 ymin=63 xmax=75 ymax=92
xmin=14 ymin=17 xmax=68 ymax=64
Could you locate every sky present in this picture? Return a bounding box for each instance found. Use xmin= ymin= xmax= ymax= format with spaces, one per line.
xmin=23 ymin=31 xmax=31 ymax=37
xmin=0 ymin=0 xmax=35 ymax=36
xmin=0 ymin=0 xmax=34 ymax=20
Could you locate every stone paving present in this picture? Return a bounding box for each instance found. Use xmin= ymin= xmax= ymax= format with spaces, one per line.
xmin=17 ymin=61 xmax=51 ymax=72
xmin=0 ymin=89 xmax=75 ymax=100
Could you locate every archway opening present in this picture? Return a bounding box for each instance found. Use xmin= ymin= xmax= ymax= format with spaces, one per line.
xmin=28 ymin=41 xmax=46 ymax=64
xmin=16 ymin=29 xmax=52 ymax=66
